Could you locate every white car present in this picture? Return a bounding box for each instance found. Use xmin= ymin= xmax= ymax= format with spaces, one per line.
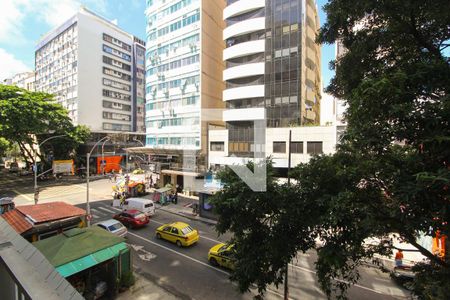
xmin=95 ymin=219 xmax=127 ymax=237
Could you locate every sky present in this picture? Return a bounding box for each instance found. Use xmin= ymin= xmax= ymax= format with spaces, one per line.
xmin=0 ymin=0 xmax=335 ymax=88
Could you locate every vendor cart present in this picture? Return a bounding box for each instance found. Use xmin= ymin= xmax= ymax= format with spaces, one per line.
xmin=152 ymin=186 xmax=172 ymax=205
xmin=112 ymin=178 xmax=146 ymax=199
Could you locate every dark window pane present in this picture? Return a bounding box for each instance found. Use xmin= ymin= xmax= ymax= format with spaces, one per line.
xmin=273 ymin=141 xmax=286 ymax=153
xmin=290 ymin=141 xmax=303 ymax=153
xmin=210 ymin=142 xmax=224 ymax=151
xmin=307 ymin=142 xmax=323 ymax=154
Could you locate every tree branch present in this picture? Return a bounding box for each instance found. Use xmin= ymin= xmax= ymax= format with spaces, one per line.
xmin=403 ymin=232 xmax=448 ymax=268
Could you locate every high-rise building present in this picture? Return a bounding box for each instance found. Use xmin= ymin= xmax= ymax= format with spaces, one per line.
xmin=143 ymin=0 xmax=225 ymax=174
xmin=35 ymin=7 xmax=146 ymax=133
xmin=209 ymin=0 xmax=330 ymax=173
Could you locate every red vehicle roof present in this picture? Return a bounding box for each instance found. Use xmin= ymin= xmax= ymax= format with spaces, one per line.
xmin=124 ymin=209 xmax=143 ymax=216
xmin=16 ymin=202 xmax=86 ymax=223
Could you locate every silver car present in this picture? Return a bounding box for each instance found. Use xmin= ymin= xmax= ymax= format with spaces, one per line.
xmin=95 ymin=219 xmax=127 ymax=237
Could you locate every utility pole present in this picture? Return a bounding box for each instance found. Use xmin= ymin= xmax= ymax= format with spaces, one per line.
xmin=33 ymin=134 xmax=67 ymax=204
xmin=86 ymin=136 xmax=110 ymax=227
xmin=284 ymin=129 xmax=292 ymax=300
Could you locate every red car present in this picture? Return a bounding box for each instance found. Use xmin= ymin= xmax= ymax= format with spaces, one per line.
xmin=113 ymin=209 xmax=149 ymax=228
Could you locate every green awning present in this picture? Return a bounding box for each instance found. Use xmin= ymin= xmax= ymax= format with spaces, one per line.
xmin=56 ymin=242 xmax=128 ymax=278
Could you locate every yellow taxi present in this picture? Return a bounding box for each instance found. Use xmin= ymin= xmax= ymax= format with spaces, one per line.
xmin=208 ymin=243 xmax=235 ymax=270
xmin=155 ymin=222 xmax=199 ymax=247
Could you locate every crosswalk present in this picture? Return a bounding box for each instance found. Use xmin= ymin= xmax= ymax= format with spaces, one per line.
xmin=91 ymin=204 xmax=122 ymax=220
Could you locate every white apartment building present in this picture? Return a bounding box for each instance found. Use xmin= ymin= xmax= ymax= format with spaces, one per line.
xmin=143 ymin=0 xmax=225 ymax=171
xmin=35 ymin=7 xmax=146 ymax=133
xmin=7 ymin=71 xmax=36 ymax=91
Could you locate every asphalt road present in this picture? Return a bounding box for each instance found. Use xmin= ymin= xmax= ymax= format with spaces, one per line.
xmin=1 ymin=171 xmax=411 ymax=300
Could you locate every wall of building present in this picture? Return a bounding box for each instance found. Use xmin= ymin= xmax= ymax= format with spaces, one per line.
xmin=208 ymin=125 xmax=336 ymax=169
xmin=11 ymin=71 xmax=35 ymax=91
xmin=200 ymin=0 xmax=226 ymax=155
xmin=35 ymin=8 xmax=143 ymax=133
xmin=145 ymin=0 xmax=203 ymax=151
xmin=77 ymin=10 xmax=134 ymax=132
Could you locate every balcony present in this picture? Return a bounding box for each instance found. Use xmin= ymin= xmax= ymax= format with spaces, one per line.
xmin=223 ymin=85 xmax=264 ymax=101
xmin=223 ymin=107 xmax=265 ymax=121
xmin=223 ymin=0 xmax=265 ymax=20
xmin=223 ymin=17 xmax=265 ymax=40
xmin=305 ymin=89 xmax=315 ymax=105
xmin=223 ymin=40 xmax=265 ymax=61
xmin=223 ymin=62 xmax=264 ymax=81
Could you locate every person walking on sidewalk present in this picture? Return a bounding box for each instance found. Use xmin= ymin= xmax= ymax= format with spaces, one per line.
xmin=395 ymin=249 xmax=404 ymax=267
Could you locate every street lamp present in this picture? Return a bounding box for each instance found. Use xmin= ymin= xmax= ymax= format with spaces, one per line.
xmin=86 ymin=136 xmax=110 ymax=227
xmin=100 ymin=138 xmax=110 ymax=175
xmin=34 ymin=134 xmax=67 ymax=204
xmin=132 ymin=137 xmax=148 ymax=164
xmin=132 ymin=138 xmax=145 ymax=147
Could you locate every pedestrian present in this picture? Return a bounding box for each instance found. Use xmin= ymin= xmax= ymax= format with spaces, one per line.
xmin=173 ymin=190 xmax=178 ymax=204
xmin=395 ymin=249 xmax=403 ymax=267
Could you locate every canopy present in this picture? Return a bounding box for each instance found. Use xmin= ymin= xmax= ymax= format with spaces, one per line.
xmin=56 ymin=242 xmax=127 ymax=277
xmin=33 ymin=227 xmax=125 ymax=268
xmin=155 ymin=187 xmax=172 ymax=193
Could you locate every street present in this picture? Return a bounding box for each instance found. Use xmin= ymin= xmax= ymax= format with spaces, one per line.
xmin=1 ymin=172 xmax=411 ymax=300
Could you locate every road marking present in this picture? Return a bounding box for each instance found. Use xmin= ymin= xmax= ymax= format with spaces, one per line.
xmin=128 ymin=232 xmax=288 ymax=299
xmin=109 ymin=206 xmax=122 ymax=212
xmin=199 ymin=235 xmax=222 ymax=244
xmin=92 ymin=215 xmax=100 ymax=219
xmin=127 ymin=232 xmax=230 ymax=275
xmin=90 ymin=208 xmax=105 ymax=216
xmin=97 ymin=206 xmax=116 ymax=214
xmin=12 ymin=189 xmax=33 ymax=202
xmin=288 ymin=264 xmax=387 ymax=295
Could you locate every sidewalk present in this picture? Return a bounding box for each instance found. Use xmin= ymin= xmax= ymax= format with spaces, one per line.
xmin=116 ymin=272 xmax=181 ymax=300
xmin=142 ymin=192 xmax=217 ymax=226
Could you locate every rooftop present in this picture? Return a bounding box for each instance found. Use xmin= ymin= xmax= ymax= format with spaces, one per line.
xmin=0 ymin=218 xmax=83 ymax=300
xmin=16 ymin=201 xmax=86 ymax=224
xmin=1 ymin=209 xmax=33 ymax=234
xmin=34 ymin=226 xmax=125 ymax=267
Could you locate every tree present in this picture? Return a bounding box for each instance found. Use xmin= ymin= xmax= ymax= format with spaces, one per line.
xmin=211 ymin=1 xmax=449 ymax=299
xmin=211 ymin=160 xmax=319 ymax=295
xmin=0 ymin=137 xmax=10 ymax=158
xmin=0 ymin=85 xmax=90 ymax=165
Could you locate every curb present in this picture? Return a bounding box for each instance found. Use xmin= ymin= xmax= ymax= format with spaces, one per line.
xmin=156 ymin=205 xmax=217 ymax=226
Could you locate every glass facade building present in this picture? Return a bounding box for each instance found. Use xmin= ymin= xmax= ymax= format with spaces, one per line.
xmin=223 ymin=0 xmax=321 ymax=157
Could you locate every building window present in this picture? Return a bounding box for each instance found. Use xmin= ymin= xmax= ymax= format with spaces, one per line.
xmin=290 ymin=141 xmax=303 ymax=153
xmin=103 ymin=67 xmax=131 ymax=81
xmin=307 ymin=142 xmax=323 ymax=154
xmin=103 ymin=123 xmax=131 ymax=131
xmin=210 ymin=142 xmax=224 ymax=151
xmin=103 ymin=33 xmax=131 ymax=52
xmin=103 ymin=111 xmax=131 ymax=121
xmin=103 ymin=44 xmax=131 ymax=61
xmin=273 ymin=141 xmax=286 ymax=153
xmin=103 ymin=56 xmax=131 ymax=71
xmin=103 ymin=100 xmax=131 ymax=111
xmin=103 ymin=78 xmax=131 ymax=91
xmin=103 ymin=89 xmax=131 ymax=101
